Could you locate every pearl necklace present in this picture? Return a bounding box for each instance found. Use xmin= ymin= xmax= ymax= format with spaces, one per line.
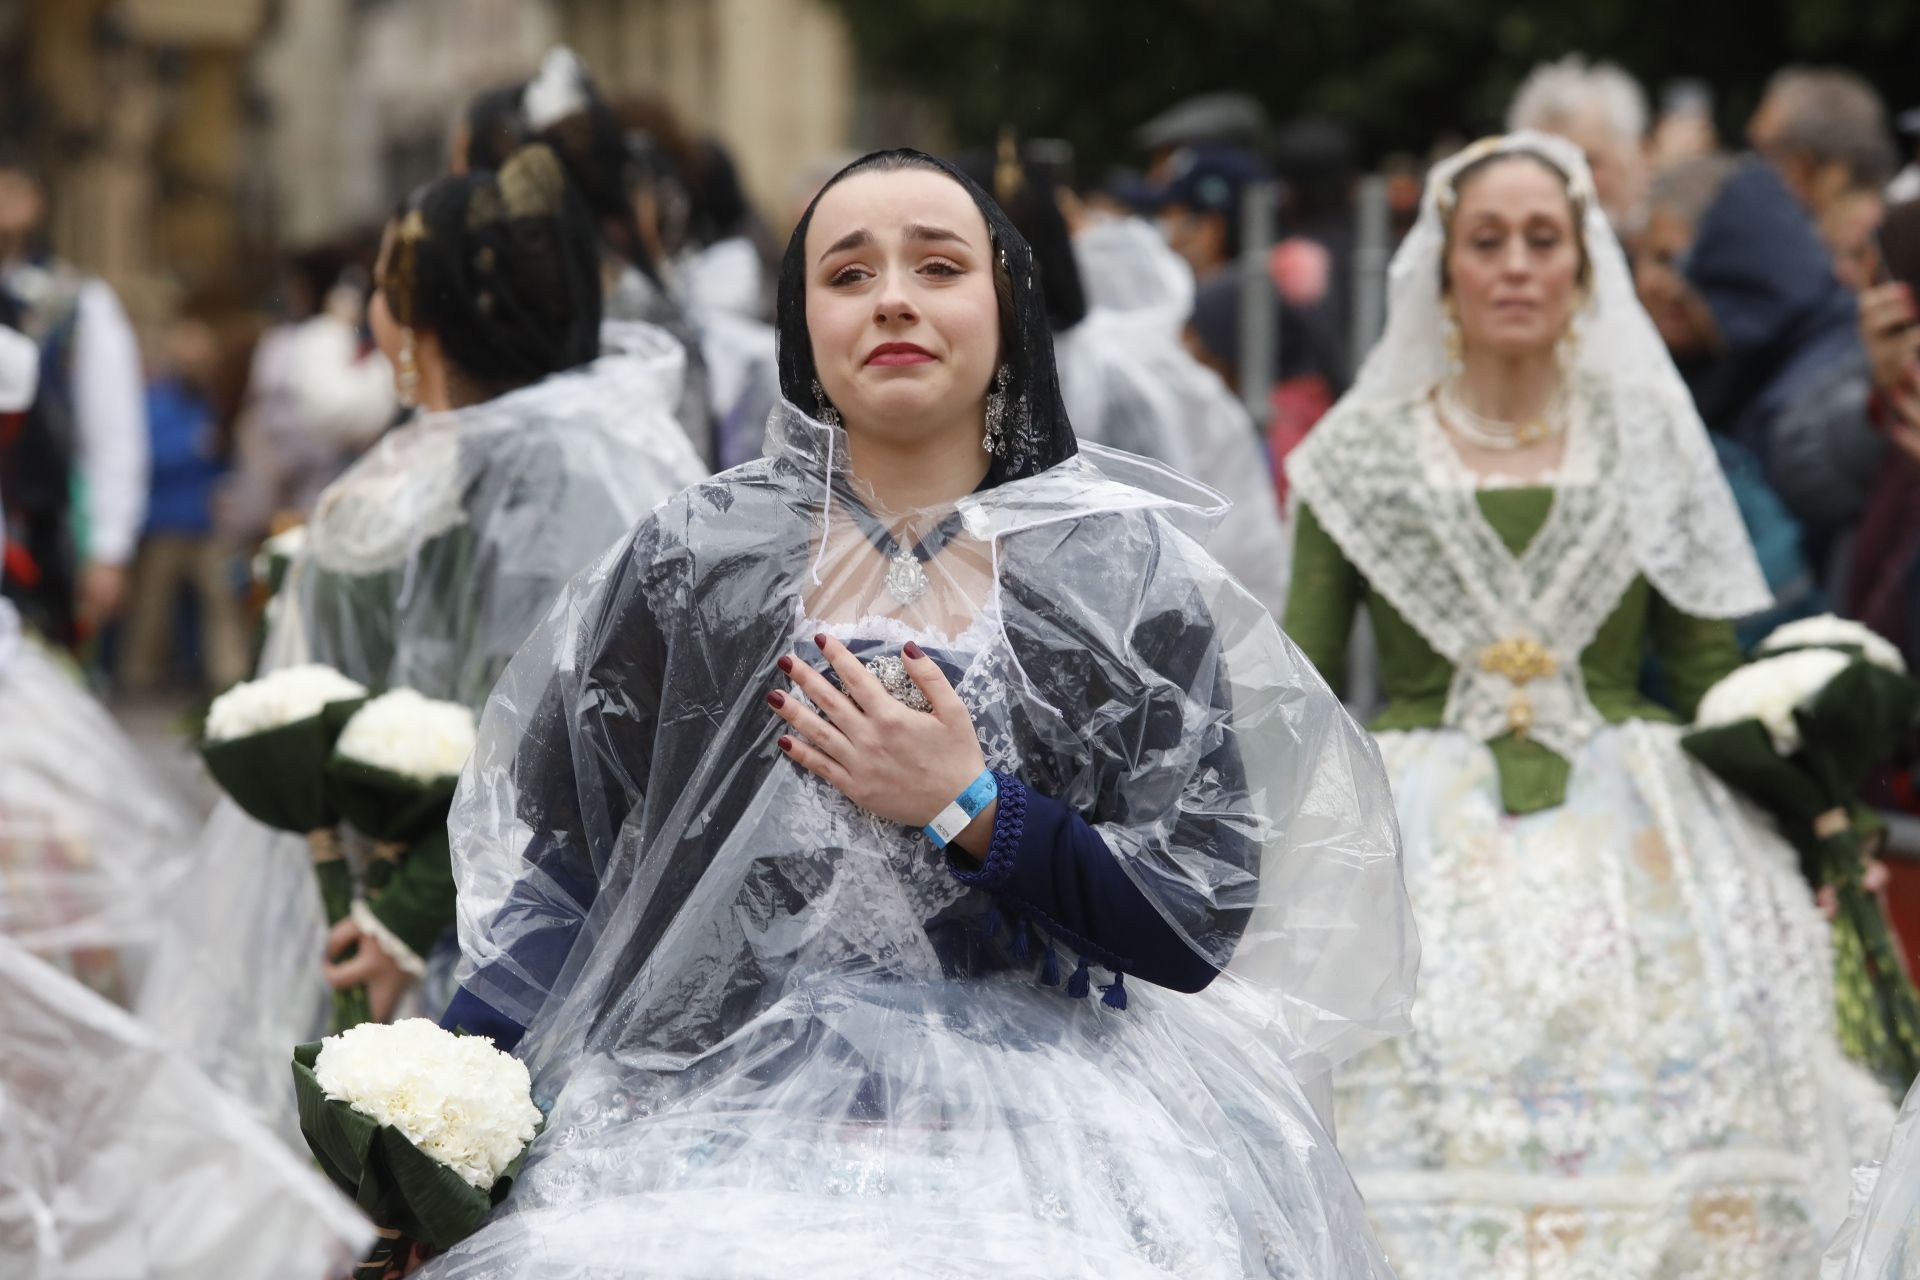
xmin=1435 ymin=379 xmax=1568 ymax=451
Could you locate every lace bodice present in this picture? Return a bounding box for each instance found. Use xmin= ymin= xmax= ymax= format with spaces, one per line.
xmin=778 ymin=609 xmax=1017 ymax=974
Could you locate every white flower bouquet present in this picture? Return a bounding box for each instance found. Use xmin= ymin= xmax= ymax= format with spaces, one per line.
xmin=202 ymin=664 xmax=370 ymax=1026
xmin=1756 ymin=612 xmax=1908 ymax=675
xmin=327 ymin=690 xmax=477 ymax=901
xmin=294 ymin=1019 xmax=542 ymax=1276
xmin=1684 ymin=619 xmax=1920 ymax=1079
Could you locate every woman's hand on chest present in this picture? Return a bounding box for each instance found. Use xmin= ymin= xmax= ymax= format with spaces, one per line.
xmin=767 ymin=634 xmax=996 ymax=853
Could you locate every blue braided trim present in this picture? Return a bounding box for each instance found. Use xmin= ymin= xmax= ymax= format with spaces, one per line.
xmin=1004 ymin=899 xmax=1131 ymax=977
xmin=946 ymin=770 xmax=1025 ymax=893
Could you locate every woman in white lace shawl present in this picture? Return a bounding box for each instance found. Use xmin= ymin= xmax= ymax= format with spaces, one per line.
xmin=137 ymin=143 xmax=708 ymax=1143
xmin=1283 ymin=132 xmax=1892 ymax=1276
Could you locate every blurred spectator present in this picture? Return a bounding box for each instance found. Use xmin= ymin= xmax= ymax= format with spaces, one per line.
xmin=1187 ymin=269 xmax=1344 ymax=496
xmin=1639 ymin=155 xmax=1883 ymax=636
xmin=1889 ymin=108 xmax=1920 ymax=203
xmin=120 ymin=314 xmax=247 ymax=694
xmin=1148 ymin=144 xmax=1271 ymax=283
xmin=1134 ymin=92 xmax=1267 ymax=180
xmin=1647 ymin=79 xmax=1720 ymax=169
xmin=1848 ymin=199 xmax=1920 ymax=669
xmin=1747 ymin=68 xmax=1898 ymax=280
xmin=0 ymin=146 xmax=148 ymax=646
xmin=1507 ymin=54 xmax=1651 ymax=236
xmin=218 ymin=242 xmax=394 ymax=547
xmin=1270 ymin=117 xmax=1359 ymax=376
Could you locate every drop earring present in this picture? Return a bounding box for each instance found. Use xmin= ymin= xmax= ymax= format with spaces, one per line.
xmin=982 ymin=364 xmax=1009 ymax=455
xmin=396 ymin=328 xmax=419 ymax=408
xmin=810 ymin=379 xmax=841 ymax=427
xmin=1442 ymin=304 xmax=1463 ymax=375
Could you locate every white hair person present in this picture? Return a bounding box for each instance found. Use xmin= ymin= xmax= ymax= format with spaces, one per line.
xmin=1507 ymin=54 xmax=1650 ymax=233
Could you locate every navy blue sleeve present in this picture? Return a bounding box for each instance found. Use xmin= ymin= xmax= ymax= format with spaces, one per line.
xmin=949 ymin=772 xmax=1221 ymax=994
xmin=440 ymin=986 xmax=526 ymax=1051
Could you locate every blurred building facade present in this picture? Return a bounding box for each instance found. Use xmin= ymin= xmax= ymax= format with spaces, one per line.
xmin=1 ymin=0 xmax=272 ymax=325
xmin=0 ymin=0 xmax=858 ymax=327
xmin=259 ymin=0 xmax=857 ymax=248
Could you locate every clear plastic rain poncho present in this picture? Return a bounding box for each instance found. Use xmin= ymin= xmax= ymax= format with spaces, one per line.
xmin=1057 ymin=215 xmax=1293 ymax=616
xmin=0 ymin=460 xmax=195 ymax=1006
xmin=423 ymin=153 xmax=1415 ymax=1279
xmin=675 ymin=237 xmax=780 ymax=468
xmin=0 ymin=935 xmax=373 ymax=1277
xmin=1823 ymin=1074 xmax=1920 ymax=1279
xmin=138 ymin=321 xmax=708 ymax=1141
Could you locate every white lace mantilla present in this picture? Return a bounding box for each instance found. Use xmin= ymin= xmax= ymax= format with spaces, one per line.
xmin=1288 ymin=377 xmax=1769 ymax=759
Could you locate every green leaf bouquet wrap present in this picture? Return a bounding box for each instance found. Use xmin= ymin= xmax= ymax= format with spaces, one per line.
xmin=294 ymin=1020 xmax=542 ymax=1276
xmin=1684 ymin=616 xmax=1920 ymax=1081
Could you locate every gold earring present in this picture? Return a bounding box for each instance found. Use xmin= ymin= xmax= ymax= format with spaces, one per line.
xmin=1443 ymin=308 xmax=1464 ymax=373
xmin=396 ymin=328 xmax=419 ymax=408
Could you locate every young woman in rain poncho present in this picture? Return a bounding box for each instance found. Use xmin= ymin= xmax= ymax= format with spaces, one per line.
xmin=420 ymin=150 xmax=1416 ymax=1280
xmin=138 ymin=143 xmax=708 ymax=1140
xmin=1283 ymin=133 xmax=1891 ymax=1276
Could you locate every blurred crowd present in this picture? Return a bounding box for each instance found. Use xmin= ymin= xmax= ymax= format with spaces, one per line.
xmin=2 ymin=53 xmax=1916 ymax=724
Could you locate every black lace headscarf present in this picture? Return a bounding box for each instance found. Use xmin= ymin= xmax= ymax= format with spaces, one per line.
xmin=382 ymin=144 xmax=603 ymax=403
xmin=775 ymin=149 xmax=1078 ymax=487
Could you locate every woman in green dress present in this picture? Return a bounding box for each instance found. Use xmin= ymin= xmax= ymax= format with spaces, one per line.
xmin=1285 ymin=133 xmax=1890 ymax=1277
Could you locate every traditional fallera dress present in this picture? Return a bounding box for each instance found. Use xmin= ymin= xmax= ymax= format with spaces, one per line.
xmin=1285 ymin=131 xmax=1893 ymax=1278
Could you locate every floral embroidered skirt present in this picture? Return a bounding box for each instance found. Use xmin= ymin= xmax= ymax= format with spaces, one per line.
xmin=1338 ymin=720 xmax=1893 ymax=1278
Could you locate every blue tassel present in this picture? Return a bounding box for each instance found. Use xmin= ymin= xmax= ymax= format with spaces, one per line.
xmin=1101 ymin=972 xmax=1129 ymax=1011
xmin=1066 ymin=956 xmax=1091 ymax=999
xmin=983 ymin=904 xmax=1003 ymax=940
xmin=1011 ymin=918 xmax=1031 ymax=962
xmin=1040 ymin=943 xmax=1061 ymax=987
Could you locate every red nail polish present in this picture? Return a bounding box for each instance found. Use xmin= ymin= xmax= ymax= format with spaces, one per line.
xmin=777 ymin=655 xmax=795 ymax=674
xmin=814 ymin=633 xmax=829 ymax=651
xmin=767 ymin=690 xmax=785 ymax=709
xmin=902 ymin=641 xmax=924 ymax=660
xmin=778 ymin=735 xmax=794 ymax=752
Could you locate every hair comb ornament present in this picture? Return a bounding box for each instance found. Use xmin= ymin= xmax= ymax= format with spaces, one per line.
xmin=994 ymin=127 xmax=1025 ymax=204
xmin=390 ymin=209 xmax=428 ymax=329
xmin=500 ymin=144 xmax=566 ymax=219
xmin=522 ymin=46 xmax=590 ymax=131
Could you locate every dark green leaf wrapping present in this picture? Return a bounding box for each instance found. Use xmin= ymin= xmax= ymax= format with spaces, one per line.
xmin=293 ymin=1040 xmax=528 ymax=1250
xmin=198 ymin=697 xmax=368 ymax=833
xmin=1798 ymin=661 xmax=1920 ymax=798
xmin=1679 ymin=720 xmax=1837 ymax=882
xmin=326 ymin=755 xmax=460 ymax=846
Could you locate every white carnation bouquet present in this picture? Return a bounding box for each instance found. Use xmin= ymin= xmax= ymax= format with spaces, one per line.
xmin=326 ymin=691 xmax=478 ymax=959
xmin=202 ymin=664 xmax=372 ymax=1026
xmin=295 ymin=1019 xmax=542 ymax=1275
xmin=1685 ymin=617 xmax=1920 ymax=1080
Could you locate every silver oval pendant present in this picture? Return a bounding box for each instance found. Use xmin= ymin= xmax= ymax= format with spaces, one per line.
xmin=884 ymin=550 xmax=930 ymax=605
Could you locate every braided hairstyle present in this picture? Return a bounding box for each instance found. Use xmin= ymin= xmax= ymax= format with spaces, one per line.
xmin=381 ymin=144 xmax=603 ymax=404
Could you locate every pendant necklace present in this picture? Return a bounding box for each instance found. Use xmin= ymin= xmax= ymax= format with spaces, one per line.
xmin=847 ymin=506 xmax=966 ymax=605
